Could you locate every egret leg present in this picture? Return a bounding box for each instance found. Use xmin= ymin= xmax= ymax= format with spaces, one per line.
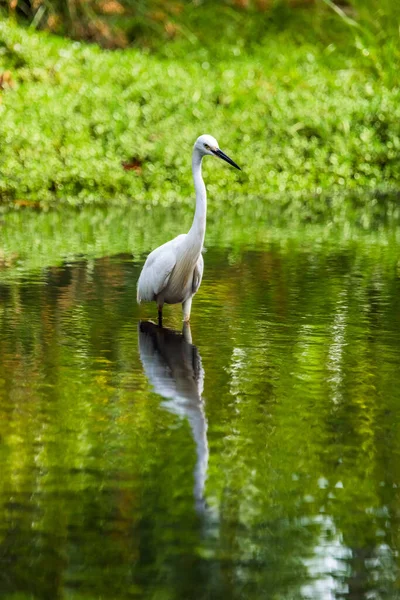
xmin=157 ymin=304 xmax=163 ymax=327
xmin=182 ymin=321 xmax=192 ymax=344
xmin=182 ymin=297 xmax=192 ymax=322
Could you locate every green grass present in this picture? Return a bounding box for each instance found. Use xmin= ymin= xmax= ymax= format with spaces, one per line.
xmin=0 ymin=9 xmax=400 ymax=221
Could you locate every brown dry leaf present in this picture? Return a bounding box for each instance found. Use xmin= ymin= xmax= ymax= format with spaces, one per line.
xmin=165 ymin=22 xmax=178 ymax=38
xmin=90 ymin=19 xmax=112 ymax=38
xmin=0 ymin=249 xmax=18 ymax=269
xmin=98 ymin=0 xmax=125 ymax=15
xmin=14 ymin=199 xmax=41 ymax=208
xmin=122 ymin=158 xmax=143 ymax=174
xmin=149 ymin=10 xmax=167 ymax=23
xmin=0 ymin=71 xmax=14 ymax=90
xmin=47 ymin=14 xmax=62 ymax=31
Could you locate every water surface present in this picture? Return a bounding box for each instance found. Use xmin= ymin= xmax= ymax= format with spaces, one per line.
xmin=0 ymin=239 xmax=400 ymax=599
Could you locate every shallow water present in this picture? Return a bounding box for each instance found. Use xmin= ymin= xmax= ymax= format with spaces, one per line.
xmin=0 ymin=241 xmax=400 ymax=599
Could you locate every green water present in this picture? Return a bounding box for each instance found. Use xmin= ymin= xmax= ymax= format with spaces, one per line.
xmin=0 ymin=224 xmax=400 ymax=599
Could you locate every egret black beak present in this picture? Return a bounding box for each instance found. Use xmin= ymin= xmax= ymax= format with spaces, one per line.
xmin=212 ymin=148 xmax=241 ymax=171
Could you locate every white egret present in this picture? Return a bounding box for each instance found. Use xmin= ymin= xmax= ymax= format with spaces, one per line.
xmin=136 ymin=134 xmax=241 ymax=324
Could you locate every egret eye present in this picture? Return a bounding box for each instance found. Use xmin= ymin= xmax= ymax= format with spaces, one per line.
xmin=204 ymin=144 xmax=209 ymax=150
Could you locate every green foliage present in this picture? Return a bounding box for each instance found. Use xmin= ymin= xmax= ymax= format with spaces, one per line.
xmin=0 ymin=11 xmax=400 ymax=221
xmin=322 ymin=0 xmax=400 ymax=87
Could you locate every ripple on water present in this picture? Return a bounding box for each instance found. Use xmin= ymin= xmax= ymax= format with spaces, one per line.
xmin=0 ymin=245 xmax=399 ymax=599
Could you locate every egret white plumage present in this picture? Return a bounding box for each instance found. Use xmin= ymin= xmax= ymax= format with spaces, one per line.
xmin=136 ymin=134 xmax=241 ymax=323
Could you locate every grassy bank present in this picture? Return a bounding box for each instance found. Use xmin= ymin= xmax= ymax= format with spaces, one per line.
xmin=1 ymin=10 xmax=400 ymax=219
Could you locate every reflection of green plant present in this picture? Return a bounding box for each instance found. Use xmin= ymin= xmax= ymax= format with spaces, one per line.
xmin=1 ymin=238 xmax=400 ymax=598
xmin=0 ymin=205 xmax=399 ymax=283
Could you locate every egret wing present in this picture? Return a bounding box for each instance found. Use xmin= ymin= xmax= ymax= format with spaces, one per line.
xmin=137 ymin=235 xmax=185 ymax=303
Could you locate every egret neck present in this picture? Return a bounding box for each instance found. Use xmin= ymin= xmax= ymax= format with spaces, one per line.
xmin=184 ymin=147 xmax=207 ymax=257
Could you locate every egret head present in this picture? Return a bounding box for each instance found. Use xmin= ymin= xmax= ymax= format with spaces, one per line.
xmin=194 ymin=134 xmax=241 ymax=170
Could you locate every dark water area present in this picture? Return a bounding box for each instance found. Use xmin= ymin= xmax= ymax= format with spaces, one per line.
xmin=0 ymin=243 xmax=400 ymax=599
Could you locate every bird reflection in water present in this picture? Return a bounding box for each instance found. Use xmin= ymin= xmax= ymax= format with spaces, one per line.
xmin=138 ymin=321 xmax=209 ymax=513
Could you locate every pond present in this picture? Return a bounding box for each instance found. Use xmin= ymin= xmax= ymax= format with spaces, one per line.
xmin=0 ymin=209 xmax=400 ymax=599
